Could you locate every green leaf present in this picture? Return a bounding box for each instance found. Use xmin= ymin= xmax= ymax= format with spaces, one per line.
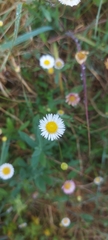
xmin=19 ymin=168 xmax=27 ymax=178
xmin=31 ymin=147 xmax=42 ymax=167
xmin=17 ymin=140 xmax=27 ymax=150
xmin=0 ymin=140 xmax=10 ymax=164
xmin=93 ymin=0 xmax=107 ymax=6
xmin=18 ymin=131 xmax=36 ymax=148
xmin=13 ymin=3 xmax=22 ymax=41
xmin=14 ymin=195 xmax=27 ymax=214
xmin=35 ymin=177 xmax=46 ymax=192
xmin=0 ymin=188 xmax=8 ymax=200
xmin=0 ymin=26 xmax=53 ymax=51
xmin=40 ymin=7 xmax=52 ymax=22
xmin=33 ymin=115 xmax=40 ymax=136
xmin=81 ymin=213 xmax=94 ymax=222
xmin=68 ymin=171 xmax=78 ymax=178
xmin=19 ymin=121 xmax=30 ymax=131
xmin=39 ymin=153 xmax=47 ymax=167
xmin=14 ymin=158 xmax=27 ymax=167
xmin=6 ymin=118 xmax=14 ymax=133
xmin=71 ymin=85 xmax=83 ymax=93
xmin=53 ymin=195 xmax=69 ymax=202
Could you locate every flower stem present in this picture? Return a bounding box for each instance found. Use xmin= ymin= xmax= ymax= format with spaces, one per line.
xmin=65 ymin=31 xmax=91 ymax=156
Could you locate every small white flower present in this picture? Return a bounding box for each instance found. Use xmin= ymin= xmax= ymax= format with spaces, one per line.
xmin=39 ymin=55 xmax=55 ymax=69
xmin=61 ymin=217 xmax=71 ymax=227
xmin=58 ymin=0 xmax=81 ymax=7
xmin=18 ymin=222 xmax=27 ymax=228
xmin=54 ymin=58 xmax=64 ymax=69
xmin=57 ymin=109 xmax=64 ymax=116
xmin=39 ymin=114 xmax=65 ymax=141
xmin=62 ymin=180 xmax=76 ymax=194
xmin=94 ymin=176 xmax=104 ymax=185
xmin=0 ymin=163 xmax=14 ymax=180
xmin=66 ymin=93 xmax=80 ymax=107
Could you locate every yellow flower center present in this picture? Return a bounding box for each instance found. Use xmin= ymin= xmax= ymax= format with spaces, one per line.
xmin=95 ymin=177 xmax=101 ymax=183
xmin=63 ymin=218 xmax=68 ymax=224
xmin=64 ymin=182 xmax=71 ymax=190
xmin=58 ymin=110 xmax=64 ymax=115
xmin=69 ymin=95 xmax=76 ymax=102
xmin=56 ymin=61 xmax=62 ymax=67
xmin=2 ymin=167 xmax=11 ymax=175
xmin=77 ymin=52 xmax=86 ymax=60
xmin=46 ymin=121 xmax=58 ymax=133
xmin=44 ymin=60 xmax=50 ymax=66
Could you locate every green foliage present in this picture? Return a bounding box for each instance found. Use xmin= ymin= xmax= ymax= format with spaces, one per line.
xmin=0 ymin=0 xmax=108 ymax=239
xmin=0 ymin=26 xmax=53 ymax=51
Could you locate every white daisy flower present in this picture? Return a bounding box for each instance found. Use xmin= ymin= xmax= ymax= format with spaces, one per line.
xmin=39 ymin=114 xmax=65 ymax=141
xmin=58 ymin=0 xmax=81 ymax=7
xmin=0 ymin=163 xmax=14 ymax=180
xmin=61 ymin=217 xmax=71 ymax=227
xmin=39 ymin=55 xmax=55 ymax=69
xmin=94 ymin=176 xmax=104 ymax=185
xmin=54 ymin=58 xmax=64 ymax=69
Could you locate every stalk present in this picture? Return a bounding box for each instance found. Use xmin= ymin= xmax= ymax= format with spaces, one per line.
xmin=65 ymin=31 xmax=91 ymax=156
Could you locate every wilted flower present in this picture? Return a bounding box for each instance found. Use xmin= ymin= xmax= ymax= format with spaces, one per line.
xmin=75 ymin=51 xmax=89 ymax=65
xmin=39 ymin=114 xmax=65 ymax=141
xmin=62 ymin=180 xmax=76 ymax=194
xmin=54 ymin=58 xmax=64 ymax=69
xmin=61 ymin=217 xmax=71 ymax=227
xmin=0 ymin=20 xmax=3 ymax=27
xmin=94 ymin=176 xmax=104 ymax=185
xmin=61 ymin=162 xmax=68 ymax=170
xmin=0 ymin=163 xmax=14 ymax=180
xmin=39 ymin=55 xmax=55 ymax=69
xmin=58 ymin=0 xmax=81 ymax=7
xmin=66 ymin=93 xmax=80 ymax=106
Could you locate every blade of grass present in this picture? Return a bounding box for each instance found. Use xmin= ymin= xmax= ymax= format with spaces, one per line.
xmin=0 ymin=26 xmax=53 ymax=52
xmin=13 ymin=3 xmax=22 ymax=43
xmin=94 ymin=0 xmax=103 ymax=36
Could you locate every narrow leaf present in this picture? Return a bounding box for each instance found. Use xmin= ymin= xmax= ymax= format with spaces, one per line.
xmin=0 ymin=26 xmax=53 ymax=51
